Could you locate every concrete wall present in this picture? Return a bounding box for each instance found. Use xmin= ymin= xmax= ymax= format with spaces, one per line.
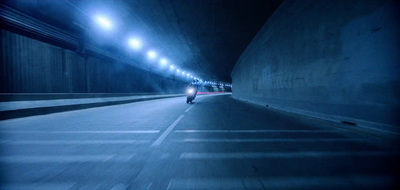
xmin=1 ymin=30 xmax=187 ymax=93
xmin=231 ymin=0 xmax=400 ymax=126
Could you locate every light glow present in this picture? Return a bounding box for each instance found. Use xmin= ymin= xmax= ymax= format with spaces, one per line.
xmin=160 ymin=58 xmax=168 ymax=65
xmin=128 ymin=38 xmax=142 ymax=50
xmin=95 ymin=15 xmax=112 ymax=30
xmin=147 ymin=51 xmax=157 ymax=59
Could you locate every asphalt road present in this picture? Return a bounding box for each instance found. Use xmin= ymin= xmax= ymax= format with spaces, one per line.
xmin=0 ymin=94 xmax=399 ymax=190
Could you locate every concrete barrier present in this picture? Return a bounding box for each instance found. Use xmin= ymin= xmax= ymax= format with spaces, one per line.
xmin=231 ymin=0 xmax=400 ymax=136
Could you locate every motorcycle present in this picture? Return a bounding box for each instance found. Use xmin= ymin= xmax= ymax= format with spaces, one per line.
xmin=186 ymin=87 xmax=196 ymax=104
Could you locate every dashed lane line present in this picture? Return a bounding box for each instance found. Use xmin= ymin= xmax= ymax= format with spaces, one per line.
xmin=152 ymin=115 xmax=185 ymax=147
xmin=151 ymin=96 xmax=208 ymax=146
xmin=152 ymin=95 xmax=208 ymax=147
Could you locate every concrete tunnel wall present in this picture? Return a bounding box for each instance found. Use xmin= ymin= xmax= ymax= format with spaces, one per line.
xmin=231 ymin=0 xmax=400 ymax=126
xmin=0 ymin=30 xmax=189 ymax=94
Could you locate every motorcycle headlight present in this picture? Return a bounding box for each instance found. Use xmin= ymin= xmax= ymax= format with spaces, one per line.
xmin=187 ymin=89 xmax=194 ymax=94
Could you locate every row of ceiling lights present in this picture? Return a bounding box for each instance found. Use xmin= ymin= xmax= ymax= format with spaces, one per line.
xmin=203 ymin=81 xmax=233 ymax=87
xmin=94 ymin=14 xmax=231 ymax=87
xmin=94 ymin=15 xmax=200 ymax=81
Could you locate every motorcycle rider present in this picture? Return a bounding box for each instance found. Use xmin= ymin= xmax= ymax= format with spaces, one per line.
xmin=186 ymin=79 xmax=199 ymax=101
xmin=187 ymin=80 xmax=198 ymax=98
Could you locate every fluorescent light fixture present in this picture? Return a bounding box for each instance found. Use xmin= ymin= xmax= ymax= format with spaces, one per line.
xmin=147 ymin=51 xmax=157 ymax=59
xmin=128 ymin=38 xmax=142 ymax=50
xmin=160 ymin=58 xmax=168 ymax=65
xmin=95 ymin=15 xmax=112 ymax=30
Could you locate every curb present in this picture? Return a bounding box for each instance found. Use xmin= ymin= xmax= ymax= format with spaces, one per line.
xmin=0 ymin=95 xmax=185 ymax=120
xmin=231 ymin=96 xmax=400 ymax=143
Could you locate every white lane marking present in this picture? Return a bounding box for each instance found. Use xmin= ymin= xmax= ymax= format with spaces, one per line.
xmin=0 ymin=130 xmax=160 ymax=134
xmin=180 ymin=151 xmax=398 ymax=159
xmin=0 ymin=154 xmax=134 ymax=163
xmin=184 ymin=96 xmax=206 ymax=112
xmin=167 ymin=176 xmax=395 ymax=190
xmin=152 ymin=115 xmax=185 ymax=147
xmin=174 ymin=129 xmax=337 ymax=133
xmin=184 ymin=105 xmax=195 ymax=112
xmin=1 ymin=140 xmax=150 ymax=145
xmin=0 ymin=183 xmax=75 ymax=190
xmin=146 ymin=183 xmax=153 ymax=189
xmin=177 ymin=138 xmax=365 ymax=143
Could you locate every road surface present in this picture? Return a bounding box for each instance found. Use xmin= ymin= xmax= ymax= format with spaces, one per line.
xmin=0 ymin=94 xmax=399 ymax=190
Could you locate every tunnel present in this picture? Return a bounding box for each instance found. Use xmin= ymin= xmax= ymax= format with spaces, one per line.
xmin=0 ymin=0 xmax=399 ymax=189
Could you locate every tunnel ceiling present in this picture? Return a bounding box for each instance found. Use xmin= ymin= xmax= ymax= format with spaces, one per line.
xmin=2 ymin=0 xmax=282 ymax=83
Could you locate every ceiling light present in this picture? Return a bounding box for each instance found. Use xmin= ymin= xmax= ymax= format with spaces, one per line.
xmin=147 ymin=51 xmax=157 ymax=59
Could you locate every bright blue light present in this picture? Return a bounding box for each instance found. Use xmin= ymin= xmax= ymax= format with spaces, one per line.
xmin=147 ymin=51 xmax=157 ymax=59
xmin=160 ymin=58 xmax=168 ymax=65
xmin=177 ymin=69 xmax=180 ymax=72
xmin=128 ymin=38 xmax=142 ymax=50
xmin=170 ymin=65 xmax=174 ymax=69
xmin=95 ymin=15 xmax=112 ymax=30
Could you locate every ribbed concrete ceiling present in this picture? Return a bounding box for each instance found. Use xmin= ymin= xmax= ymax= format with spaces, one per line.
xmin=2 ymin=0 xmax=282 ymax=83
